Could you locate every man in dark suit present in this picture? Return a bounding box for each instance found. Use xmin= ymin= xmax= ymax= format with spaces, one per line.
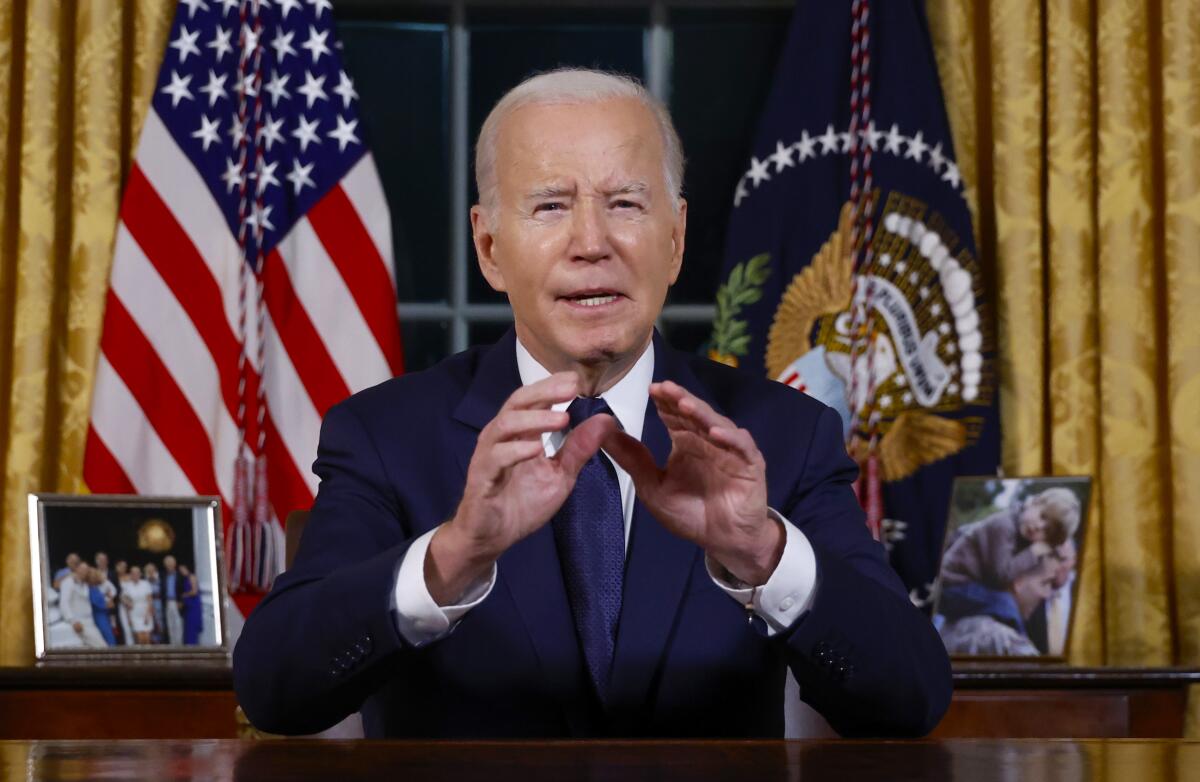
xmin=233 ymin=68 xmax=951 ymax=738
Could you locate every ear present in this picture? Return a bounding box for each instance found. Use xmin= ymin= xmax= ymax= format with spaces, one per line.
xmin=471 ymin=205 xmax=507 ymax=293
xmin=667 ymin=198 xmax=687 ymax=285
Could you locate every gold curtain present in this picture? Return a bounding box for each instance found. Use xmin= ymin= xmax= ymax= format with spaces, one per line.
xmin=0 ymin=0 xmax=173 ymax=665
xmin=928 ymin=0 xmax=1200 ymax=680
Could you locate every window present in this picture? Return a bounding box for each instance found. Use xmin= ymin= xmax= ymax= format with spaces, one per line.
xmin=337 ymin=1 xmax=791 ymax=370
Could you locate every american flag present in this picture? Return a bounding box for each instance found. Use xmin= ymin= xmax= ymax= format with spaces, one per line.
xmin=83 ymin=0 xmax=403 ymax=619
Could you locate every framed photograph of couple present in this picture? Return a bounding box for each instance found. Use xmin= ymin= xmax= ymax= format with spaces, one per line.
xmin=932 ymin=475 xmax=1092 ymax=659
xmin=29 ymin=494 xmax=230 ymax=664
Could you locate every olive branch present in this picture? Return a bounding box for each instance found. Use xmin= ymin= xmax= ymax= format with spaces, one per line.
xmin=709 ymin=253 xmax=771 ymax=361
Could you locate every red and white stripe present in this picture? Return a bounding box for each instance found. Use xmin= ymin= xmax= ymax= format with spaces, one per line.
xmin=84 ymin=108 xmax=402 ymax=620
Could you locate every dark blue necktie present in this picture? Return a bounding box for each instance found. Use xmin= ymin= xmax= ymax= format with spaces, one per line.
xmin=552 ymin=396 xmax=625 ymax=704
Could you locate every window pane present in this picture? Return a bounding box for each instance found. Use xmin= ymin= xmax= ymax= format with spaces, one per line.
xmin=659 ymin=320 xmax=714 ymax=358
xmin=338 ymin=21 xmax=450 ymax=303
xmin=466 ymin=10 xmax=648 ymax=304
xmin=668 ymin=8 xmax=791 ymax=305
xmin=468 ymin=318 xmax=516 ymax=349
xmin=401 ymin=319 xmax=452 ymax=372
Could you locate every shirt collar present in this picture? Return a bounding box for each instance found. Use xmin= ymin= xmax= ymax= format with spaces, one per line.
xmin=515 ymin=336 xmax=653 ymax=443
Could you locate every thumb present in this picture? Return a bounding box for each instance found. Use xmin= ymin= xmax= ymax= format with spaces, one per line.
xmin=556 ymin=414 xmax=618 ymax=476
xmin=602 ymin=428 xmax=662 ymax=491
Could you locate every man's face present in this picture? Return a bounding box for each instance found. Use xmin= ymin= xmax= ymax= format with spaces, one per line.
xmin=95 ymin=553 xmax=108 ymax=570
xmin=164 ymin=556 xmax=176 ymax=571
xmin=1051 ymin=541 xmax=1077 ymax=590
xmin=65 ymin=553 xmax=80 ymax=569
xmin=471 ymin=98 xmax=686 ymax=371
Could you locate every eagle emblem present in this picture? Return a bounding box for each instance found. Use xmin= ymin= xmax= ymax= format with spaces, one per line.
xmin=764 ymin=193 xmax=991 ymax=482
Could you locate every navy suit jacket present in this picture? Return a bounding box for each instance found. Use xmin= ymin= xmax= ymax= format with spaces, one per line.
xmin=233 ymin=329 xmax=951 ymax=738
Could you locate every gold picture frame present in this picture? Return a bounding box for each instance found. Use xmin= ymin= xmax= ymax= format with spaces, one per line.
xmin=932 ymin=475 xmax=1092 ymax=661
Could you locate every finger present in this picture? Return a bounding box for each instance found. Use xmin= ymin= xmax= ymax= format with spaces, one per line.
xmin=503 ymin=372 xmax=579 ymax=412
xmin=601 ymin=429 xmax=663 ymax=490
xmin=654 ymin=381 xmax=736 ymax=433
xmin=708 ymin=424 xmax=766 ymax=468
xmin=483 ymin=439 xmax=547 ymax=472
xmin=555 ymin=414 xmax=618 ymax=476
xmin=486 ymin=409 xmax=569 ymax=443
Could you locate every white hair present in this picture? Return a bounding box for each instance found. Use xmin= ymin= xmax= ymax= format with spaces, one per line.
xmin=474 ymin=68 xmax=685 ymax=221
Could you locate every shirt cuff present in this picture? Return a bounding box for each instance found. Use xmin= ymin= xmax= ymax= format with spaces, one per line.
xmin=706 ymin=508 xmax=819 ymax=635
xmin=392 ymin=526 xmax=496 ymax=646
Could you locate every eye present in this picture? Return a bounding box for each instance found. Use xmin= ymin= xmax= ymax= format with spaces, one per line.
xmin=612 ymin=199 xmax=641 ymax=210
xmin=533 ymin=202 xmax=565 ymax=214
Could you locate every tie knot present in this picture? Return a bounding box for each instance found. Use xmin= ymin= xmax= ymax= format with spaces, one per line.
xmin=567 ymin=396 xmax=613 ymax=429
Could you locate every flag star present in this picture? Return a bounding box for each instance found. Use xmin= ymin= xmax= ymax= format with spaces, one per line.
xmin=292 ymin=115 xmax=321 ymax=152
xmin=270 ymin=28 xmax=297 ymax=63
xmin=942 ymin=161 xmax=962 ymax=188
xmin=746 ymin=155 xmax=771 ymax=187
xmin=254 ymin=159 xmax=280 ymax=195
xmin=160 ymin=70 xmax=194 ymax=107
xmin=795 ymin=130 xmax=817 ymax=161
xmin=276 ymin=0 xmax=303 ymax=18
xmin=333 ymin=70 xmax=358 ymax=108
xmin=883 ymin=123 xmax=904 ymax=155
xmin=328 ymin=114 xmax=361 ymax=152
xmin=286 ymin=158 xmax=316 ymax=194
xmin=733 ymin=177 xmax=750 ymax=207
xmin=818 ymin=123 xmax=840 ymax=154
xmin=927 ymin=142 xmax=946 ymax=173
xmin=207 ymin=26 xmax=233 ymax=61
xmin=862 ymin=120 xmax=883 ymax=151
xmin=192 ymin=114 xmax=221 ymax=151
xmin=769 ymin=140 xmax=795 ymax=173
xmin=169 ymin=25 xmax=201 ymax=63
xmin=901 ymin=391 xmax=913 ymax=404
xmin=306 ymin=0 xmax=333 ymax=18
xmin=905 ymin=130 xmax=928 ymax=162
xmin=298 ymin=71 xmax=327 ymax=108
xmin=301 ymin=25 xmax=331 ymax=64
xmin=199 ymin=69 xmax=228 ymax=106
xmin=264 ymin=71 xmax=290 ymax=106
xmin=241 ymin=23 xmax=260 ymax=56
xmin=234 ymin=70 xmax=259 ymax=98
xmin=216 ymin=0 xmax=238 ymax=15
xmin=879 ymin=394 xmax=893 ymax=408
xmin=257 ymin=113 xmax=285 ymax=151
xmin=180 ymin=0 xmax=209 ymax=18
xmin=228 ymin=116 xmax=247 ymax=146
xmin=246 ymin=202 xmax=275 ymax=233
xmin=221 ymin=157 xmax=245 ymax=193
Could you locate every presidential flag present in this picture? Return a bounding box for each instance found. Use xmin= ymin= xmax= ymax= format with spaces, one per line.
xmin=710 ymin=0 xmax=999 ymax=606
xmin=83 ymin=0 xmax=403 ymax=619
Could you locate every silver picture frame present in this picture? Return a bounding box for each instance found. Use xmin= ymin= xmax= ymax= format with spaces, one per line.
xmin=29 ymin=493 xmax=230 ymax=665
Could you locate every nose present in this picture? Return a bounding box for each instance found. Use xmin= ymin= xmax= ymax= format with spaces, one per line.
xmin=568 ymin=198 xmax=611 ymax=262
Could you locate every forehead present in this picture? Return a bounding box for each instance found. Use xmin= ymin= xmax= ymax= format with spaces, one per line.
xmin=494 ymin=98 xmax=665 ymax=189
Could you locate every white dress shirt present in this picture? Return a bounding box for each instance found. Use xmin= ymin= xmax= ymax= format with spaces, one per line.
xmin=392 ymin=338 xmax=819 ymax=645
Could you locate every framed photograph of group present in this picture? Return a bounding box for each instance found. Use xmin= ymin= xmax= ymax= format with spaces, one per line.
xmin=932 ymin=476 xmax=1092 ymax=659
xmin=28 ymin=494 xmax=230 ymax=664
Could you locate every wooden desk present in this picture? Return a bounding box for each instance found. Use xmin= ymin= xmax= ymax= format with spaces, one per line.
xmin=1 ymin=665 xmax=1197 ymax=740
xmin=1 ymin=739 xmax=1197 ymax=781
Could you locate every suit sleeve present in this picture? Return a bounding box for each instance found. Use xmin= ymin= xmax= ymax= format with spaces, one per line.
xmin=775 ymin=406 xmax=953 ymax=738
xmin=233 ymin=400 xmax=425 ymax=735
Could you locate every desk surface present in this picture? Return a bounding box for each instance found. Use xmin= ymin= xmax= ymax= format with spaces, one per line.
xmin=2 ymin=739 xmax=1197 ymax=781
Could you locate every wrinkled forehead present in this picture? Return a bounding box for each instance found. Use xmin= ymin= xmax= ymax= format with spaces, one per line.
xmin=494 ymin=99 xmax=666 ymax=192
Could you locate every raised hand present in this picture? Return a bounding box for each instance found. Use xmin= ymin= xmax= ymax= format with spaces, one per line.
xmin=603 ymin=380 xmax=783 ymax=586
xmin=425 ymin=372 xmax=618 ymax=604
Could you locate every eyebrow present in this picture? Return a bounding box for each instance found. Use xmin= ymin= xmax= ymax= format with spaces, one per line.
xmin=523 ymin=181 xmax=651 ymax=200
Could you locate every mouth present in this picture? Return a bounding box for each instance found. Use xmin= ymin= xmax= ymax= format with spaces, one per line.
xmin=559 ymin=289 xmax=625 ymax=309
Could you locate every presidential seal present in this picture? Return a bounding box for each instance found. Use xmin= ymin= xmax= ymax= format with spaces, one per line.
xmin=765 ymin=192 xmax=992 ymax=483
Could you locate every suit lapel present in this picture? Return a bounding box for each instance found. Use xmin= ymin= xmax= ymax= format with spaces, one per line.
xmin=450 ymin=328 xmax=593 ymax=732
xmin=607 ymin=333 xmax=721 ymax=728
